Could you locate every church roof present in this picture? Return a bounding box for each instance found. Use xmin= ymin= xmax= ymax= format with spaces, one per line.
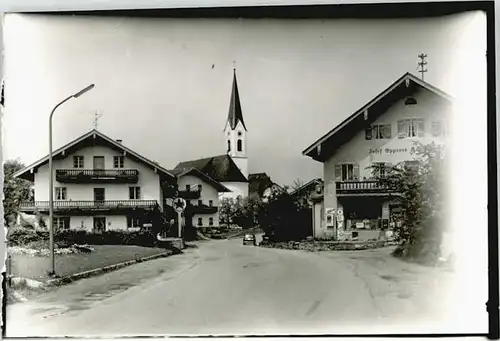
xmin=226 ymin=69 xmax=247 ymax=131
xmin=174 ymin=154 xmax=248 ymax=183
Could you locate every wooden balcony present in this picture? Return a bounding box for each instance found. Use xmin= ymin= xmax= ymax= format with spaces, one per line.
xmin=178 ymin=189 xmax=201 ymax=199
xmin=189 ymin=204 xmax=218 ymax=214
xmin=56 ymin=169 xmax=139 ymax=184
xmin=19 ymin=200 xmax=160 ymax=214
xmin=336 ymin=181 xmax=398 ymax=196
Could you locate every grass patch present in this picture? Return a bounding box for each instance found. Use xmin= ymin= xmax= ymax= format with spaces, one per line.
xmin=8 ymin=245 xmax=170 ymax=281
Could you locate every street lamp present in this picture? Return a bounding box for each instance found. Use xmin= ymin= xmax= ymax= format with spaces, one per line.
xmin=48 ymin=84 xmax=95 ymax=277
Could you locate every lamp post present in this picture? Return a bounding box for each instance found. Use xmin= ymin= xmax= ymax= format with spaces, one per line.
xmin=48 ymin=84 xmax=95 ymax=277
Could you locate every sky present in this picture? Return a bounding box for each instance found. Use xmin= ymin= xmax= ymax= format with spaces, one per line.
xmin=2 ymin=11 xmax=486 ymax=186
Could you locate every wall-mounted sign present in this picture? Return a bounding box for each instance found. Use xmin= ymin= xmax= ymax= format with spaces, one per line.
xmin=369 ymin=147 xmax=416 ymax=155
xmin=326 ymin=208 xmax=335 ymax=227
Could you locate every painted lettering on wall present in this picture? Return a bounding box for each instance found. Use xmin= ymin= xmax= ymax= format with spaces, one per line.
xmin=369 ymin=147 xmax=416 ymax=155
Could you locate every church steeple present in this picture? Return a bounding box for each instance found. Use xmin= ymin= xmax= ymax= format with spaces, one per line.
xmin=226 ymin=68 xmax=247 ymax=131
xmin=224 ymin=68 xmax=249 ymax=179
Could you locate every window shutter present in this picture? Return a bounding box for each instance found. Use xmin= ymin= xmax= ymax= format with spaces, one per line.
xmin=335 ymin=164 xmax=342 ymax=181
xmin=365 ymin=126 xmax=372 ymax=140
xmin=353 ymin=163 xmax=360 ymax=181
xmin=418 ymin=119 xmax=425 ymax=137
xmin=384 ymin=125 xmax=392 ymax=139
xmin=129 ymin=187 xmax=134 ymax=199
xmin=397 ymin=120 xmax=407 ymax=139
xmin=137 ymin=187 xmax=141 ymax=199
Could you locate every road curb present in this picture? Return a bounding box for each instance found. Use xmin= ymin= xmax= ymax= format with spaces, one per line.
xmin=45 ymin=250 xmax=176 ymax=287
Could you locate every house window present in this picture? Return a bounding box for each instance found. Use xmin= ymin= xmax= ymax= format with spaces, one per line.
xmin=94 ymin=188 xmax=105 ymax=201
xmin=198 ymin=200 xmax=203 ymax=206
xmin=342 ymin=164 xmax=354 ymax=181
xmin=186 ymin=184 xmax=190 ymax=191
xmin=114 ymin=156 xmax=124 ymax=168
xmin=198 ymin=217 xmax=203 ymax=226
xmin=397 ymin=119 xmax=425 ymax=138
xmin=209 ymin=200 xmax=213 ymax=207
xmin=55 ymin=187 xmax=67 ymax=200
xmin=129 ymin=187 xmax=141 ymax=200
xmin=53 ymin=217 xmax=70 ymax=230
xmin=432 ymin=121 xmax=447 ymax=137
xmin=365 ymin=124 xmax=391 ymax=140
xmin=209 ymin=217 xmax=214 ymax=226
xmin=237 ymin=139 xmax=243 ymax=152
xmin=73 ymin=156 xmax=84 ymax=168
xmin=227 ymin=140 xmax=231 ymax=153
xmin=127 ymin=216 xmax=141 ymax=228
xmin=373 ymin=162 xmax=387 ymax=178
xmin=93 ymin=156 xmax=105 ymax=170
xmin=198 ymin=184 xmax=202 ymax=191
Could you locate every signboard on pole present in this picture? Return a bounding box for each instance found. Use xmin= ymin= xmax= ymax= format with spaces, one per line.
xmin=173 ymin=198 xmax=186 ymax=213
xmin=173 ymin=198 xmax=186 ymax=239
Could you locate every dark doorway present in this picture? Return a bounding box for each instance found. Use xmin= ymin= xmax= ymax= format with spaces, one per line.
xmin=93 ymin=217 xmax=106 ymax=233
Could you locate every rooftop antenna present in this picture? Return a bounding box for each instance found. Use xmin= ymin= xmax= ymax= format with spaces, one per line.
xmin=93 ymin=110 xmax=103 ymax=130
xmin=417 ymin=53 xmax=428 ymax=81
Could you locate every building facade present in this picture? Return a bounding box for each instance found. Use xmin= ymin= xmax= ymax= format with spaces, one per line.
xmin=169 ymin=167 xmax=230 ymax=231
xmin=303 ymin=73 xmax=453 ymax=240
xmin=15 ymin=130 xmax=176 ymax=232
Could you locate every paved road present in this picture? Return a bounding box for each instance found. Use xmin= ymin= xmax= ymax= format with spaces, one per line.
xmin=6 ymin=237 xmax=470 ymax=337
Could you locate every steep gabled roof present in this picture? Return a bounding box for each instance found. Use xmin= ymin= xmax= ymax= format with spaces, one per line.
xmin=302 ymin=72 xmax=454 ymax=162
xmin=14 ymin=129 xmax=175 ymax=181
xmin=169 ymin=167 xmax=232 ymax=193
xmin=225 ymin=69 xmax=247 ymax=131
xmin=174 ymin=154 xmax=248 ymax=183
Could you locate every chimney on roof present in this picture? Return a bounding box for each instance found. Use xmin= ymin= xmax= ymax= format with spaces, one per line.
xmin=116 ymin=139 xmax=122 ymax=144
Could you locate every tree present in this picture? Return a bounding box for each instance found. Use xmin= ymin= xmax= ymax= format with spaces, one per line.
xmin=290 ymin=178 xmax=313 ymax=210
xmin=258 ymin=185 xmax=311 ymax=241
xmin=369 ymin=141 xmax=448 ymax=264
xmin=3 ymin=159 xmax=32 ymax=227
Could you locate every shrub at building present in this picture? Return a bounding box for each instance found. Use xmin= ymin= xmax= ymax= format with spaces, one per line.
xmin=370 ymin=141 xmax=449 ymax=264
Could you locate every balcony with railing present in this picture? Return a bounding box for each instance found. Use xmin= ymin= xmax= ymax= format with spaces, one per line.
xmin=19 ymin=200 xmax=159 ymax=214
xmin=189 ymin=204 xmax=218 ymax=214
xmin=178 ymin=187 xmax=201 ymax=199
xmin=336 ymin=181 xmax=398 ymax=196
xmin=56 ymin=169 xmax=139 ymax=184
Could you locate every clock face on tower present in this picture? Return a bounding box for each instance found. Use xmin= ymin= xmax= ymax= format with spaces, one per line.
xmin=238 ymin=131 xmax=242 ymax=136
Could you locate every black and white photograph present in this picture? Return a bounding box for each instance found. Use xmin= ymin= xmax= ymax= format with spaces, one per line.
xmin=0 ymin=2 xmax=494 ymax=337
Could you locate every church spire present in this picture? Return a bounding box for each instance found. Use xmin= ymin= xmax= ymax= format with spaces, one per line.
xmin=226 ymin=68 xmax=247 ymax=131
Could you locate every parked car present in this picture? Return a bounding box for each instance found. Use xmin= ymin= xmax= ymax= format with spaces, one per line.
xmin=242 ymin=234 xmax=256 ymax=246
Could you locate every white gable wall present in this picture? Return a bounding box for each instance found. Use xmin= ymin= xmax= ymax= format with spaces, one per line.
xmin=319 ymin=88 xmax=452 ymax=237
xmin=33 ymin=145 xmax=162 ymax=205
xmin=175 ymin=174 xmax=221 ymax=228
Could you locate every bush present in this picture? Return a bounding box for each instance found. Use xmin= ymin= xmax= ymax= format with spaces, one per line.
xmin=54 ymin=230 xmax=160 ymax=247
xmin=7 ymin=227 xmax=48 ymax=246
xmin=371 ymin=141 xmax=448 ymax=264
xmin=7 ymin=227 xmax=161 ymax=248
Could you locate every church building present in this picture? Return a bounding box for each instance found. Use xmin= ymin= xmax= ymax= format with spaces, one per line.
xmin=174 ymin=69 xmax=275 ymax=202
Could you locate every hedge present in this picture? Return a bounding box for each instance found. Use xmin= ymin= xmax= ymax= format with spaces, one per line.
xmin=7 ymin=228 xmax=161 ymax=248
